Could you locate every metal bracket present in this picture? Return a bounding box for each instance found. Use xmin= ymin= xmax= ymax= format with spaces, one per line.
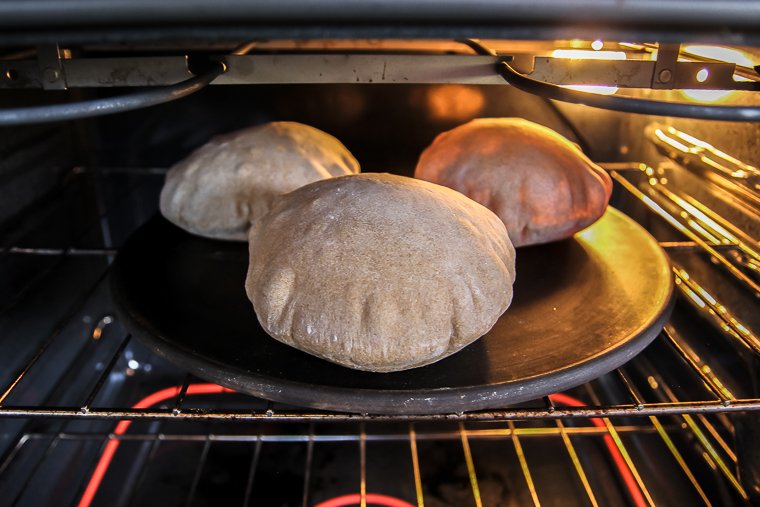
xmin=0 ymin=50 xmax=755 ymax=90
xmin=36 ymin=44 xmax=67 ymax=90
xmin=529 ymin=58 xmax=749 ymax=90
xmin=651 ymin=43 xmax=680 ymax=89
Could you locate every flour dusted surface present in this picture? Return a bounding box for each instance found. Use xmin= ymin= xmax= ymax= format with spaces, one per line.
xmin=245 ymin=173 xmax=516 ymax=372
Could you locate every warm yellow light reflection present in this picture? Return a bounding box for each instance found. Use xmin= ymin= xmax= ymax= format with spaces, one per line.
xmin=682 ymin=89 xmax=733 ymax=102
xmin=562 ymin=85 xmax=619 ymax=95
xmin=551 ymin=49 xmax=625 ymax=95
xmin=680 ymin=45 xmax=757 ymax=102
xmin=551 ymin=49 xmax=626 ymax=60
xmin=654 ymin=128 xmax=690 ymax=152
xmin=656 ymin=125 xmax=760 ymax=178
xmin=425 ymin=85 xmax=485 ymax=121
xmin=682 ymin=45 xmax=755 ymax=67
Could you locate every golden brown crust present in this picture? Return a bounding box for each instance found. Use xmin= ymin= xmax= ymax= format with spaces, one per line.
xmin=414 ymin=118 xmax=612 ymax=247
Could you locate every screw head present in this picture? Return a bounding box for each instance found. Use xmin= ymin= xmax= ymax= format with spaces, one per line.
xmin=658 ymin=69 xmax=673 ymax=83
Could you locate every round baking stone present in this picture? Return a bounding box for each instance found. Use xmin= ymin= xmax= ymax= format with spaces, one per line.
xmin=111 ymin=207 xmax=674 ymax=414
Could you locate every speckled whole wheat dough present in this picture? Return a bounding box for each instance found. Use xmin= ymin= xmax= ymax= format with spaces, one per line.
xmin=245 ymin=173 xmax=516 ymax=372
xmin=160 ymin=122 xmax=359 ymax=240
xmin=414 ymin=118 xmax=612 ymax=247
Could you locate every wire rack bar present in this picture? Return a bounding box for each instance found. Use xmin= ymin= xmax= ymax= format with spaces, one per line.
xmin=359 ymin=423 xmax=367 ymax=507
xmin=661 ymin=326 xmax=735 ymax=403
xmin=555 ymin=418 xmax=599 ymax=507
xmin=242 ymin=438 xmax=263 ymax=507
xmin=0 ymin=268 xmax=111 ymax=406
xmin=302 ymin=424 xmax=315 ymax=507
xmin=672 ymin=267 xmax=760 ymax=355
xmin=658 ymin=241 xmax=740 ymax=252
xmin=12 ymin=425 xmax=665 ymax=443
xmin=507 ymin=420 xmax=540 ymax=507
xmin=610 ymin=170 xmax=760 ymax=297
xmin=628 ymin=353 xmax=737 ymax=463
xmin=615 ymin=365 xmax=715 ymax=504
xmin=9 ymin=435 xmax=61 ymax=506
xmin=615 ymin=369 xmax=645 ymax=409
xmin=172 ymin=376 xmax=193 ymax=415
xmin=0 ymin=165 xmax=155 ymax=318
xmin=583 ymin=383 xmax=656 ymax=507
xmin=124 ymin=428 xmax=164 ymax=507
xmin=630 ymin=358 xmax=748 ymax=500
xmin=459 ymin=422 xmax=483 ymax=507
xmin=408 ymin=424 xmax=425 ymax=507
xmin=184 ymin=437 xmax=211 ymax=507
xmin=80 ymin=334 xmax=132 ymax=413
xmin=648 ymin=415 xmax=713 ymax=506
xmin=70 ymin=434 xmax=113 ymax=507
xmin=2 ymin=399 xmax=759 ymax=421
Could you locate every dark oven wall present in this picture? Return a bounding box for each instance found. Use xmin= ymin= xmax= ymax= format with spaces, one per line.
xmin=82 ymin=83 xmax=621 ymax=173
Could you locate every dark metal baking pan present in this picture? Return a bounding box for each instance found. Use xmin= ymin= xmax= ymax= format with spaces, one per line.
xmin=111 ymin=207 xmax=674 ymax=414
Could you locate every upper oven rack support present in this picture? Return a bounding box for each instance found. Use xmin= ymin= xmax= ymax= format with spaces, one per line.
xmin=2 ymin=52 xmax=754 ymax=90
xmin=0 ymin=59 xmax=225 ymax=126
xmin=464 ymin=39 xmax=760 ymax=122
xmin=2 ymin=39 xmax=760 ymax=124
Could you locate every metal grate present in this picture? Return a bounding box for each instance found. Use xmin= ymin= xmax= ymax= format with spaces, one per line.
xmin=0 ymin=163 xmax=758 ymax=421
xmin=0 ymin=157 xmax=757 ymax=504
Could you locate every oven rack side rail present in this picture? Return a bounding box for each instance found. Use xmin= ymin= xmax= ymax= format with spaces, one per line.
xmin=1 ymin=399 xmax=760 ymax=422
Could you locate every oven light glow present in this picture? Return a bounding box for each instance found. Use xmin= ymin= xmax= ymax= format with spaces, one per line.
xmin=695 ymin=68 xmax=709 ymax=83
xmin=591 ymin=39 xmax=604 ymax=51
xmin=687 ymin=220 xmax=721 ymax=244
xmin=682 ymin=286 xmax=706 ymax=308
xmin=663 ymin=126 xmax=760 ymax=178
xmin=682 ymin=45 xmax=755 ymax=68
xmin=653 ymin=128 xmax=690 ymax=153
xmin=550 ymin=50 xmax=626 ymax=95
xmin=424 ymin=85 xmax=485 ymax=121
xmin=551 ymin=49 xmax=626 ymax=60
xmin=562 ymin=85 xmax=619 ymax=95
xmin=680 ymin=45 xmax=757 ymax=102
xmin=682 ymin=89 xmax=733 ymax=102
xmin=667 ymin=191 xmax=737 ymax=244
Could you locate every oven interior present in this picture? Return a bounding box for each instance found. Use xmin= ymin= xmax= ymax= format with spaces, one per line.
xmin=1 ymin=38 xmax=759 ymax=506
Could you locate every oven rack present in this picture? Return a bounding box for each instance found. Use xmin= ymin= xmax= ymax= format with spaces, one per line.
xmin=1 ymin=161 xmax=757 ymax=505
xmin=0 ymin=162 xmax=757 ymax=422
xmin=0 ymin=416 xmax=737 ymax=507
